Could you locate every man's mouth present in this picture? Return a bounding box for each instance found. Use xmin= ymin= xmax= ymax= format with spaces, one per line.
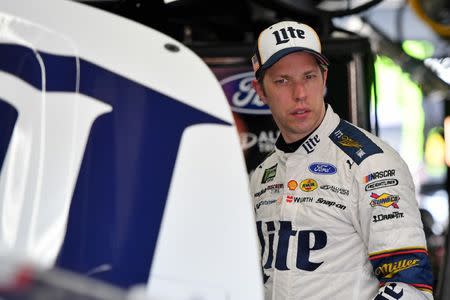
xmin=292 ymin=109 xmax=308 ymax=115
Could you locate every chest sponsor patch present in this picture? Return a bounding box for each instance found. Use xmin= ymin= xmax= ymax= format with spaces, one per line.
xmin=285 ymin=195 xmax=313 ymax=204
xmin=316 ymin=197 xmax=346 ymax=210
xmin=261 ymin=163 xmax=277 ymax=183
xmin=256 ymin=199 xmax=278 ymax=209
xmin=364 ymin=169 xmax=396 ymax=183
xmin=365 ymin=179 xmax=399 ymax=191
xmin=308 ymin=162 xmax=337 ymax=175
xmin=287 ymin=180 xmax=298 ymax=190
xmin=370 ymin=192 xmax=400 ymax=208
xmin=302 ymin=134 xmax=320 ymax=153
xmin=299 ymin=179 xmax=318 ymax=192
xmin=320 ymin=184 xmax=349 ymax=196
xmin=372 ymin=211 xmax=404 ymax=223
xmin=329 ymin=120 xmax=383 ymax=165
xmin=254 ymin=183 xmax=284 ymax=198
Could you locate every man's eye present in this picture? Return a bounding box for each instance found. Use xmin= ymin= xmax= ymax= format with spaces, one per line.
xmin=275 ymin=78 xmax=287 ymax=84
xmin=305 ymin=74 xmax=316 ymax=80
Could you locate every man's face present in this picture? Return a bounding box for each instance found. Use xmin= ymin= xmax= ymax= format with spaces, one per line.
xmin=253 ymin=52 xmax=328 ymax=143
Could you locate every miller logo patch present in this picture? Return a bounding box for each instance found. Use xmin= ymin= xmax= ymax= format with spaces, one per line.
xmin=337 ymin=135 xmax=361 ymax=148
xmin=375 ymin=259 xmax=420 ymax=279
xmin=329 ymin=120 xmax=383 ymax=165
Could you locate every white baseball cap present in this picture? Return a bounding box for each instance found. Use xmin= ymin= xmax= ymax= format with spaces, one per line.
xmin=252 ymin=21 xmax=329 ymax=78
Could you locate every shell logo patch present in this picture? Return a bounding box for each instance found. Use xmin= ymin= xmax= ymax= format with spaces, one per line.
xmin=299 ymin=179 xmax=318 ymax=192
xmin=288 ymin=180 xmax=298 ymax=190
xmin=370 ymin=192 xmax=400 ymax=208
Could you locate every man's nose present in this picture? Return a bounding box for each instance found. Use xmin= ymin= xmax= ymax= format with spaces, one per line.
xmin=293 ymin=81 xmax=306 ymax=102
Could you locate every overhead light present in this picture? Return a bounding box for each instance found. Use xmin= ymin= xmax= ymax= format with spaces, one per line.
xmin=409 ymin=0 xmax=450 ymax=37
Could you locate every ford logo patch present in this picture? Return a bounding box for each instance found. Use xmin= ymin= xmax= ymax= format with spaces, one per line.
xmin=308 ymin=162 xmax=337 ymax=175
xmin=220 ymin=72 xmax=271 ymax=115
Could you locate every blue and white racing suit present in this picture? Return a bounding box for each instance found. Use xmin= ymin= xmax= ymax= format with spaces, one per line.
xmin=250 ymin=105 xmax=434 ymax=300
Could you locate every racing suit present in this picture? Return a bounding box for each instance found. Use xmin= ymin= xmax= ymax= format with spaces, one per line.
xmin=250 ymin=105 xmax=434 ymax=300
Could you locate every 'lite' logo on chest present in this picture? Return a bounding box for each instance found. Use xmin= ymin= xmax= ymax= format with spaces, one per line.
xmin=302 ymin=134 xmax=320 ymax=154
xmin=272 ymin=27 xmax=305 ymax=45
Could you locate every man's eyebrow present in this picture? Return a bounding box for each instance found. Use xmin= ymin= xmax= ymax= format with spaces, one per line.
xmin=271 ymin=68 xmax=317 ymax=78
xmin=303 ymin=69 xmax=316 ymax=75
xmin=270 ymin=74 xmax=289 ymax=79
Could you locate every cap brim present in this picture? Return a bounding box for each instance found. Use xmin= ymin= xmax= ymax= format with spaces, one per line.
xmin=261 ymin=47 xmax=329 ymax=72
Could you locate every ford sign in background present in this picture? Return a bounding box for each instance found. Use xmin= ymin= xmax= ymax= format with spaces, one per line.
xmin=0 ymin=0 xmax=264 ymax=299
xmin=211 ymin=66 xmax=279 ymax=175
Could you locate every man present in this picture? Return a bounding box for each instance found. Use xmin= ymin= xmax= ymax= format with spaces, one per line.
xmin=250 ymin=20 xmax=434 ymax=300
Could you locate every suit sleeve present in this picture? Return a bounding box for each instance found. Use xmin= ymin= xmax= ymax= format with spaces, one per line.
xmin=355 ymin=150 xmax=434 ymax=300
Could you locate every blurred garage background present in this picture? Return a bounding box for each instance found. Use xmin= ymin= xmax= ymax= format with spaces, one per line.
xmin=68 ymin=0 xmax=450 ymax=298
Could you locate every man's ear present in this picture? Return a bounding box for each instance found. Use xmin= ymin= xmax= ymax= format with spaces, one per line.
xmin=322 ymin=69 xmax=328 ymax=88
xmin=252 ymin=79 xmax=267 ymax=104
